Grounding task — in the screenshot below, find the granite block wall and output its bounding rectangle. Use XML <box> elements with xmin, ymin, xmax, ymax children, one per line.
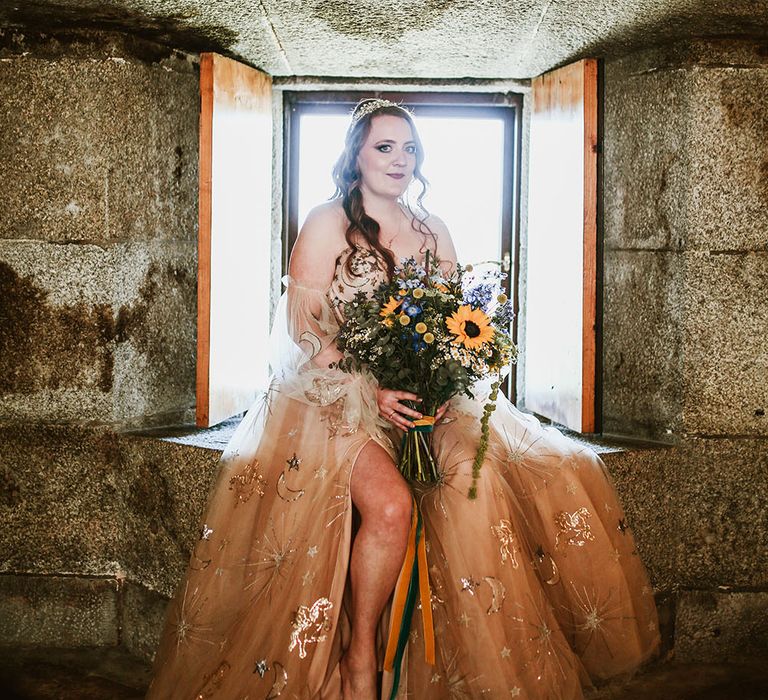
<box><xmin>603</xmin><ymin>38</ymin><xmax>768</xmax><ymax>443</ymax></box>
<box><xmin>0</xmin><ymin>29</ymin><xmax>199</xmax><ymax>429</ymax></box>
<box><xmin>602</xmin><ymin>38</ymin><xmax>768</xmax><ymax>664</ymax></box>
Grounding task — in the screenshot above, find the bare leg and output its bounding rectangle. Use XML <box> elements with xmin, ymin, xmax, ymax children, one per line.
<box><xmin>342</xmin><ymin>441</ymin><xmax>412</xmax><ymax>700</ymax></box>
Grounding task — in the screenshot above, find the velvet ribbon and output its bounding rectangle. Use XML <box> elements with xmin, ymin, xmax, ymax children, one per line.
<box><xmin>383</xmin><ymin>495</ymin><xmax>435</xmax><ymax>699</ymax></box>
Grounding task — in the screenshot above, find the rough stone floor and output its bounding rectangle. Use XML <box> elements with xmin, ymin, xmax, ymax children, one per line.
<box><xmin>1</xmin><ymin>648</ymin><xmax>767</xmax><ymax>699</ymax></box>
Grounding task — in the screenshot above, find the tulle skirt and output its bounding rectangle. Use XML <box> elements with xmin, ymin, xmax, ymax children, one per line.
<box><xmin>147</xmin><ymin>380</ymin><xmax>659</xmax><ymax>699</ymax></box>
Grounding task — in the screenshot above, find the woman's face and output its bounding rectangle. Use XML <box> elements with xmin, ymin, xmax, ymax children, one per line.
<box><xmin>356</xmin><ymin>114</ymin><xmax>417</xmax><ymax>200</ymax></box>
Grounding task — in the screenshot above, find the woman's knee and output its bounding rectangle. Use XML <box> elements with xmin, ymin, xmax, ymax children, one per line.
<box><xmin>377</xmin><ymin>492</ymin><xmax>412</xmax><ymax>534</ymax></box>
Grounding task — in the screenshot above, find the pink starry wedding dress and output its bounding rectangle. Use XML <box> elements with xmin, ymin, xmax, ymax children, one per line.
<box><xmin>147</xmin><ymin>247</ymin><xmax>660</xmax><ymax>699</ymax></box>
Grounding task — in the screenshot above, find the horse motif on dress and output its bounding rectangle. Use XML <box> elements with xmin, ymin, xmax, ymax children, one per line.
<box><xmin>289</xmin><ymin>597</ymin><xmax>334</xmax><ymax>659</ymax></box>
<box><xmin>554</xmin><ymin>507</ymin><xmax>596</xmax><ymax>549</ymax></box>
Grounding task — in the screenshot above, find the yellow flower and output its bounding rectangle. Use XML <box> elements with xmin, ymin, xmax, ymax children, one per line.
<box><xmin>415</xmin><ymin>322</ymin><xmax>427</xmax><ymax>334</ymax></box>
<box><xmin>497</xmin><ymin>293</ymin><xmax>508</xmax><ymax>304</ymax></box>
<box><xmin>446</xmin><ymin>305</ymin><xmax>493</xmax><ymax>349</ymax></box>
<box><xmin>380</xmin><ymin>296</ymin><xmax>402</xmax><ymax>318</ymax></box>
<box><xmin>412</xmin><ymin>287</ymin><xmax>425</xmax><ymax>299</ymax></box>
<box><xmin>399</xmin><ymin>314</ymin><xmax>411</xmax><ymax>326</ymax></box>
<box><xmin>398</xmin><ymin>289</ymin><xmax>408</xmax><ymax>297</ymax></box>
<box><xmin>423</xmin><ymin>332</ymin><xmax>435</xmax><ymax>344</ymax></box>
<box><xmin>434</xmin><ymin>282</ymin><xmax>449</xmax><ymax>293</ymax></box>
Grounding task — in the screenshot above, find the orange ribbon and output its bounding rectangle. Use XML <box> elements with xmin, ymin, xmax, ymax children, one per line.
<box><xmin>384</xmin><ymin>496</ymin><xmax>435</xmax><ymax>681</ymax></box>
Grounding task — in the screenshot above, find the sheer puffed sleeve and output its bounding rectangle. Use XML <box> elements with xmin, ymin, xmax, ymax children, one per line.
<box><xmin>268</xmin><ymin>276</ymin><xmax>390</xmax><ymax>447</ymax></box>
<box><xmin>270</xmin><ymin>275</ymin><xmax>342</xmax><ymax>375</ymax></box>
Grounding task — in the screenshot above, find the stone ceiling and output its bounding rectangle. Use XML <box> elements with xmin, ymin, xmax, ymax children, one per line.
<box><xmin>0</xmin><ymin>0</ymin><xmax>766</xmax><ymax>78</ymax></box>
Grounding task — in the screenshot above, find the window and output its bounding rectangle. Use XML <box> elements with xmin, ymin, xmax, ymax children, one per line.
<box><xmin>282</xmin><ymin>91</ymin><xmax>522</xmax><ymax>397</ymax></box>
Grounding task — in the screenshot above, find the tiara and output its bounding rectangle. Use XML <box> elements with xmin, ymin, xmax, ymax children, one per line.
<box><xmin>350</xmin><ymin>98</ymin><xmax>412</xmax><ymax>125</ymax></box>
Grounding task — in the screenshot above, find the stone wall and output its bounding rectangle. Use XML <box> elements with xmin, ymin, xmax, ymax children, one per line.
<box><xmin>602</xmin><ymin>38</ymin><xmax>768</xmax><ymax>442</ymax></box>
<box><xmin>1</xmin><ymin>28</ymin><xmax>767</xmax><ymax>673</ymax></box>
<box><xmin>0</xmin><ymin>29</ymin><xmax>199</xmax><ymax>428</ymax></box>
<box><xmin>602</xmin><ymin>38</ymin><xmax>768</xmax><ymax>663</ymax></box>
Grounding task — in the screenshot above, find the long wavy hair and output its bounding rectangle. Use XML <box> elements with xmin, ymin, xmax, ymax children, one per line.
<box><xmin>331</xmin><ymin>101</ymin><xmax>436</xmax><ymax>278</ymax></box>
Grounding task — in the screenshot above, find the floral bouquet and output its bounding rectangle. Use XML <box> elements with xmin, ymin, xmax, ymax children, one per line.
<box><xmin>335</xmin><ymin>252</ymin><xmax>517</xmax><ymax>498</ymax></box>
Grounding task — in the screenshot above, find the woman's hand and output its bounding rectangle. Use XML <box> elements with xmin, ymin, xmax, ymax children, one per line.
<box><xmin>434</xmin><ymin>401</ymin><xmax>449</xmax><ymax>424</ymax></box>
<box><xmin>377</xmin><ymin>388</ymin><xmax>422</xmax><ymax>432</ymax></box>
<box><xmin>377</xmin><ymin>390</ymin><xmax>451</xmax><ymax>432</ymax></box>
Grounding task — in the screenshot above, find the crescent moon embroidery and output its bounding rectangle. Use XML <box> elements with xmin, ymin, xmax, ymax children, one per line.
<box><xmin>533</xmin><ymin>544</ymin><xmax>561</xmax><ymax>585</ymax></box>
<box><xmin>544</xmin><ymin>555</ymin><xmax>561</xmax><ymax>585</ymax></box>
<box><xmin>277</xmin><ymin>471</ymin><xmax>305</xmax><ymax>502</ymax></box>
<box><xmin>189</xmin><ymin>555</ymin><xmax>211</xmax><ymax>570</ymax></box>
<box><xmin>483</xmin><ymin>576</ymin><xmax>506</xmax><ymax>614</ymax></box>
<box><xmin>189</xmin><ymin>541</ymin><xmax>211</xmax><ymax>570</ymax></box>
<box><xmin>299</xmin><ymin>330</ymin><xmax>322</xmax><ymax>359</ymax></box>
<box><xmin>266</xmin><ymin>661</ymin><xmax>288</xmax><ymax>698</ymax></box>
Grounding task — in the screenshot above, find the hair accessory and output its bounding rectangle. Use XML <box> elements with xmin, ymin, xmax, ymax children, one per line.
<box><xmin>350</xmin><ymin>98</ymin><xmax>411</xmax><ymax>125</ymax></box>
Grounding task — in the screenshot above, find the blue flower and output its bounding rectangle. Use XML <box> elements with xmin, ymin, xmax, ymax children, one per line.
<box><xmin>405</xmin><ymin>304</ymin><xmax>422</xmax><ymax>317</ymax></box>
<box><xmin>463</xmin><ymin>283</ymin><xmax>495</xmax><ymax>311</ymax></box>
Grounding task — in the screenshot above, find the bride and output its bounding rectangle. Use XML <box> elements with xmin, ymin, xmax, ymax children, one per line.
<box><xmin>147</xmin><ymin>98</ymin><xmax>659</xmax><ymax>699</ymax></box>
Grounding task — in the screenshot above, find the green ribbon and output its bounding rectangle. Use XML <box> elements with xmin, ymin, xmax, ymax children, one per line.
<box><xmin>388</xmin><ymin>510</ymin><xmax>423</xmax><ymax>700</ymax></box>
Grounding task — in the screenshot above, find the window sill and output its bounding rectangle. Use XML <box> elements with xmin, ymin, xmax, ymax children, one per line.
<box><xmin>122</xmin><ymin>416</ymin><xmax>672</xmax><ymax>458</ymax></box>
<box><xmin>121</xmin><ymin>416</ymin><xmax>242</xmax><ymax>452</ymax></box>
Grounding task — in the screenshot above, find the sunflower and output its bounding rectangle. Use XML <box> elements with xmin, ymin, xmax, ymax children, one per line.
<box><xmin>446</xmin><ymin>305</ymin><xmax>493</xmax><ymax>349</ymax></box>
<box><xmin>380</xmin><ymin>296</ymin><xmax>402</xmax><ymax>318</ymax></box>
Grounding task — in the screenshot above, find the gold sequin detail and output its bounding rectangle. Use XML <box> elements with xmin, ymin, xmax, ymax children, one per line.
<box><xmin>289</xmin><ymin>598</ymin><xmax>333</xmax><ymax>658</ymax></box>
<box><xmin>491</xmin><ymin>519</ymin><xmax>519</xmax><ymax>568</ymax></box>
<box><xmin>195</xmin><ymin>660</ymin><xmax>230</xmax><ymax>698</ymax></box>
<box><xmin>305</xmin><ymin>377</ymin><xmax>344</xmax><ymax>406</ymax></box>
<box><xmin>554</xmin><ymin>507</ymin><xmax>596</xmax><ymax>548</ymax></box>
<box><xmin>228</xmin><ymin>460</ymin><xmax>266</xmax><ymax>505</ymax></box>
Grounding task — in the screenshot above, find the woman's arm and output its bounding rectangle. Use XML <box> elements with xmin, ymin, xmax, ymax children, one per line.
<box><xmin>289</xmin><ymin>203</ymin><xmax>346</xmax><ymax>290</ymax></box>
<box><xmin>286</xmin><ymin>203</ymin><xmax>347</xmax><ymax>368</ymax></box>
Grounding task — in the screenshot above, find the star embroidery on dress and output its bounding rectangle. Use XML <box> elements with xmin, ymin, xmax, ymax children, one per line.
<box><xmin>604</xmin><ymin>502</ymin><xmax>613</xmax><ymax>513</ymax></box>
<box><xmin>565</xmin><ymin>482</ymin><xmax>578</xmax><ymax>495</ymax></box>
<box><xmin>510</xmin><ymin>688</ymin><xmax>521</xmax><ymax>697</ymax></box>
<box><xmin>458</xmin><ymin>611</ymin><xmax>471</xmax><ymax>627</ymax></box>
<box><xmin>254</xmin><ymin>659</ymin><xmax>269</xmax><ymax>677</ymax></box>
<box><xmin>307</xmin><ymin>545</ymin><xmax>319</xmax><ymax>558</ymax></box>
<box><xmin>648</xmin><ymin>620</ymin><xmax>657</xmax><ymax>632</ymax></box>
<box><xmin>301</xmin><ymin>570</ymin><xmax>315</xmax><ymax>587</ymax></box>
<box><xmin>287</xmin><ymin>427</ymin><xmax>298</xmax><ymax>437</ymax></box>
<box><xmin>314</xmin><ymin>466</ymin><xmax>328</xmax><ymax>480</ymax></box>
<box><xmin>460</xmin><ymin>576</ymin><xmax>481</xmax><ymax>595</ymax></box>
<box><xmin>500</xmin><ymin>646</ymin><xmax>511</xmax><ymax>659</ymax></box>
<box><xmin>286</xmin><ymin>453</ymin><xmax>301</xmax><ymax>471</ymax></box>
<box><xmin>642</xmin><ymin>585</ymin><xmax>652</xmax><ymax>596</ymax></box>
<box><xmin>410</xmin><ymin>629</ymin><xmax>418</xmax><ymax>643</ymax></box>
<box><xmin>610</xmin><ymin>548</ymin><xmax>622</xmax><ymax>563</ymax></box>
<box><xmin>200</xmin><ymin>524</ymin><xmax>214</xmax><ymax>540</ymax></box>
<box><xmin>618</xmin><ymin>518</ymin><xmax>629</xmax><ymax>534</ymax></box>
<box><xmin>430</xmin><ymin>673</ymin><xmax>441</xmax><ymax>684</ymax></box>
<box><xmin>214</xmin><ymin>566</ymin><xmax>224</xmax><ymax>577</ymax></box>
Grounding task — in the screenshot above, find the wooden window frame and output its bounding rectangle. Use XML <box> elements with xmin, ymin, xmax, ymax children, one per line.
<box><xmin>281</xmin><ymin>90</ymin><xmax>523</xmax><ymax>399</ymax></box>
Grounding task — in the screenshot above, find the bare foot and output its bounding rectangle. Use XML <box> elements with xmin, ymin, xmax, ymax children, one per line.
<box><xmin>340</xmin><ymin>647</ymin><xmax>378</xmax><ymax>700</ymax></box>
